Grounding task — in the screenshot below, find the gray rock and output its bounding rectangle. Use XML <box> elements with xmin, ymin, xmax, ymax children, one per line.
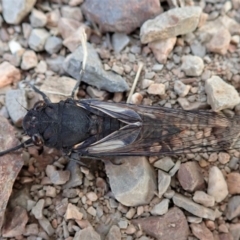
<box><xmin>174</xmin><ymin>80</ymin><xmax>191</xmax><ymax>97</ymax></box>
<box><xmin>73</xmin><ymin>227</ymin><xmax>101</xmax><ymax>240</ymax></box>
<box><xmin>106</xmin><ymin>225</ymin><xmax>121</xmax><ymax>240</ymax></box>
<box><xmin>45</xmin><ymin>36</ymin><xmax>63</xmax><ymax>54</ymax></box>
<box><xmin>158</xmin><ymin>170</ymin><xmax>171</xmax><ymax>198</ymax></box>
<box><xmin>105</xmin><ymin>156</ymin><xmax>157</xmax><ymax>207</ymax></box>
<box><xmin>226</xmin><ymin>196</ymin><xmax>240</xmax><ymax>220</ymax></box>
<box><xmin>2</xmin><ymin>0</ymin><xmax>37</xmax><ymax>24</ymax></box>
<box><xmin>181</xmin><ymin>55</ymin><xmax>204</xmax><ymax>77</ymax></box>
<box><xmin>193</xmin><ymin>191</ymin><xmax>215</xmax><ymax>207</ymax></box>
<box><xmin>28</xmin><ymin>28</ymin><xmax>50</xmax><ymax>52</ymax></box>
<box><xmin>205</xmin><ymin>75</ymin><xmax>240</xmax><ymax>111</ymax></box>
<box><xmin>21</xmin><ymin>50</ymin><xmax>38</xmax><ymax>70</ymax></box>
<box><xmin>31</xmin><ymin>199</ymin><xmax>45</xmax><ymax>219</ymax></box>
<box><xmin>140</xmin><ymin>6</ymin><xmax>202</xmax><ymax>43</ymax></box>
<box><xmin>150</xmin><ymin>199</ymin><xmax>170</xmax><ymax>215</ymax></box>
<box><xmin>112</xmin><ymin>33</ymin><xmax>130</xmax><ymax>53</ymax></box>
<box><xmin>173</xmin><ymin>193</ymin><xmax>216</xmax><ymax>220</ymax></box>
<box><xmin>29</xmin><ymin>8</ymin><xmax>47</xmax><ymax>27</ymax></box>
<box><xmin>5</xmin><ymin>89</ymin><xmax>27</xmax><ymax>127</ymax></box>
<box><xmin>207</xmin><ymin>166</ymin><xmax>228</xmax><ymax>203</ymax></box>
<box><xmin>63</xmin><ymin>44</ymin><xmax>129</xmax><ymax>93</ymax></box>
<box><xmin>63</xmin><ymin>160</ymin><xmax>83</xmax><ymax>189</ymax></box>
<box><xmin>190</xmin><ymin>41</ymin><xmax>206</xmax><ymax>57</ymax></box>
<box><xmin>46</xmin><ymin>56</ymin><xmax>65</xmax><ymax>74</ymax></box>
<box><xmin>46</xmin><ymin>165</ymin><xmax>70</xmax><ymax>185</ymax></box>
<box><xmin>154</xmin><ymin>157</ymin><xmax>174</xmax><ymax>172</ymax></box>
<box><xmin>38</xmin><ymin>217</ymin><xmax>54</xmax><ymax>236</ymax></box>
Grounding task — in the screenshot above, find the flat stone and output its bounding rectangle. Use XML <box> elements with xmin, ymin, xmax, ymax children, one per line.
<box><xmin>46</xmin><ymin>9</ymin><xmax>61</xmax><ymax>29</ymax></box>
<box><xmin>106</xmin><ymin>225</ymin><xmax>121</xmax><ymax>240</ymax></box>
<box><xmin>39</xmin><ymin>76</ymin><xmax>77</xmax><ymax>103</ymax></box>
<box><xmin>31</xmin><ymin>199</ymin><xmax>45</xmax><ymax>219</ymax></box>
<box><xmin>226</xmin><ymin>196</ymin><xmax>240</xmax><ymax>220</ymax></box>
<box><xmin>112</xmin><ymin>33</ymin><xmax>130</xmax><ymax>53</ymax></box>
<box><xmin>63</xmin><ymin>44</ymin><xmax>129</xmax><ymax>93</ymax></box>
<box><xmin>147</xmin><ymin>83</ymin><xmax>165</xmax><ymax>95</ymax></box>
<box><xmin>28</xmin><ymin>28</ymin><xmax>50</xmax><ymax>52</ymax></box>
<box><xmin>193</xmin><ymin>191</ymin><xmax>215</xmax><ymax>207</ymax></box>
<box><xmin>2</xmin><ymin>206</ymin><xmax>28</xmax><ymax>238</ymax></box>
<box><xmin>5</xmin><ymin>89</ymin><xmax>28</xmax><ymax>127</ymax></box>
<box><xmin>132</xmin><ymin>207</ymin><xmax>189</xmax><ymax>240</ymax></box>
<box><xmin>177</xmin><ymin>161</ymin><xmax>205</xmax><ymax>192</ymax></box>
<box><xmin>73</xmin><ymin>227</ymin><xmax>101</xmax><ymax>240</ymax></box>
<box><xmin>190</xmin><ymin>222</ymin><xmax>214</xmax><ymax>240</ymax></box>
<box><xmin>150</xmin><ymin>199</ymin><xmax>170</xmax><ymax>215</ymax></box>
<box><xmin>227</xmin><ymin>172</ymin><xmax>240</xmax><ymax>194</ymax></box>
<box><xmin>46</xmin><ymin>165</ymin><xmax>70</xmax><ymax>185</ymax></box>
<box><xmin>21</xmin><ymin>50</ymin><xmax>38</xmax><ymax>70</ymax></box>
<box><xmin>38</xmin><ymin>217</ymin><xmax>54</xmax><ymax>236</ymax></box>
<box><xmin>0</xmin><ymin>61</ymin><xmax>21</xmax><ymax>88</ymax></box>
<box><xmin>205</xmin><ymin>76</ymin><xmax>240</xmax><ymax>111</ymax></box>
<box><xmin>82</xmin><ymin>0</ymin><xmax>161</xmax><ymax>34</ymax></box>
<box><xmin>158</xmin><ymin>170</ymin><xmax>171</xmax><ymax>197</ymax></box>
<box><xmin>44</xmin><ymin>186</ymin><xmax>57</xmax><ymax>198</ymax></box>
<box><xmin>149</xmin><ymin>38</ymin><xmax>177</xmax><ymax>64</ymax></box>
<box><xmin>207</xmin><ymin>166</ymin><xmax>228</xmax><ymax>203</ymax></box>
<box><xmin>2</xmin><ymin>0</ymin><xmax>36</xmax><ymax>24</ymax></box>
<box><xmin>45</xmin><ymin>36</ymin><xmax>62</xmax><ymax>54</ymax></box>
<box><xmin>173</xmin><ymin>193</ymin><xmax>215</xmax><ymax>220</ymax></box>
<box><xmin>140</xmin><ymin>6</ymin><xmax>202</xmax><ymax>43</ymax></box>
<box><xmin>105</xmin><ymin>156</ymin><xmax>157</xmax><ymax>206</ymax></box>
<box><xmin>30</xmin><ymin>8</ymin><xmax>47</xmax><ymax>27</ymax></box>
<box><xmin>65</xmin><ymin>203</ymin><xmax>83</xmax><ymax>220</ymax></box>
<box><xmin>181</xmin><ymin>55</ymin><xmax>204</xmax><ymax>77</ymax></box>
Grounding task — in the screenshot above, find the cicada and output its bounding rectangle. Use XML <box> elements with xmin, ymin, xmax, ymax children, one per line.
<box><xmin>1</xmin><ymin>83</ymin><xmax>240</xmax><ymax>158</ymax></box>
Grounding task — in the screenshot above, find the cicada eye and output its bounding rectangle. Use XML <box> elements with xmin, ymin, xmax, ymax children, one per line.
<box><xmin>32</xmin><ymin>134</ymin><xmax>44</xmax><ymax>146</ymax></box>
<box><xmin>33</xmin><ymin>101</ymin><xmax>46</xmax><ymax>110</ymax></box>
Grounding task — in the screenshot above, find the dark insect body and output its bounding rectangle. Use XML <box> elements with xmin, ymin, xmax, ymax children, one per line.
<box><xmin>1</xmin><ymin>85</ymin><xmax>240</xmax><ymax>158</ymax></box>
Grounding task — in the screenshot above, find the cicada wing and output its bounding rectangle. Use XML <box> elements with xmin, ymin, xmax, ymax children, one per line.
<box><xmin>76</xmin><ymin>100</ymin><xmax>240</xmax><ymax>156</ymax></box>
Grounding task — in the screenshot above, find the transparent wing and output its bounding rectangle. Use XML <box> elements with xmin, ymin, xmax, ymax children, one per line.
<box><xmin>75</xmin><ymin>101</ymin><xmax>240</xmax><ymax>156</ymax></box>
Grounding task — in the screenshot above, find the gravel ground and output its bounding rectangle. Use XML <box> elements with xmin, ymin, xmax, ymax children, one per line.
<box><xmin>0</xmin><ymin>0</ymin><xmax>240</xmax><ymax>239</ymax></box>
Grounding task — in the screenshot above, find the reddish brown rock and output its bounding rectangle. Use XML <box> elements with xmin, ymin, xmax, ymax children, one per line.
<box><xmin>58</xmin><ymin>17</ymin><xmax>81</xmax><ymax>39</ymax></box>
<box><xmin>190</xmin><ymin>222</ymin><xmax>214</xmax><ymax>240</ymax></box>
<box><xmin>132</xmin><ymin>207</ymin><xmax>189</xmax><ymax>240</ymax></box>
<box><xmin>0</xmin><ymin>116</ymin><xmax>23</xmax><ymax>230</ymax></box>
<box><xmin>2</xmin><ymin>206</ymin><xmax>28</xmax><ymax>237</ymax></box>
<box><xmin>227</xmin><ymin>172</ymin><xmax>240</xmax><ymax>194</ymax></box>
<box><xmin>82</xmin><ymin>0</ymin><xmax>161</xmax><ymax>34</ymax></box>
<box><xmin>0</xmin><ymin>61</ymin><xmax>21</xmax><ymax>88</ymax></box>
<box><xmin>219</xmin><ymin>233</ymin><xmax>234</xmax><ymax>240</ymax></box>
<box><xmin>206</xmin><ymin>28</ymin><xmax>231</xmax><ymax>55</ymax></box>
<box><xmin>149</xmin><ymin>37</ymin><xmax>177</xmax><ymax>64</ymax></box>
<box><xmin>177</xmin><ymin>161</ymin><xmax>205</xmax><ymax>192</ymax></box>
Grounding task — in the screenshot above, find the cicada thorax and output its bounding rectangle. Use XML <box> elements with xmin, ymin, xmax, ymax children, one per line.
<box><xmin>22</xmin><ymin>99</ymin><xmax>124</xmax><ymax>153</ymax></box>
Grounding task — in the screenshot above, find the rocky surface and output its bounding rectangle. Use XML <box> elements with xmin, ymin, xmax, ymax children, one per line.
<box><xmin>0</xmin><ymin>0</ymin><xmax>240</xmax><ymax>239</ymax></box>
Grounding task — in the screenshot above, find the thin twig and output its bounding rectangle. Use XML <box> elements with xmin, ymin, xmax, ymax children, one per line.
<box><xmin>126</xmin><ymin>62</ymin><xmax>144</xmax><ymax>104</ymax></box>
